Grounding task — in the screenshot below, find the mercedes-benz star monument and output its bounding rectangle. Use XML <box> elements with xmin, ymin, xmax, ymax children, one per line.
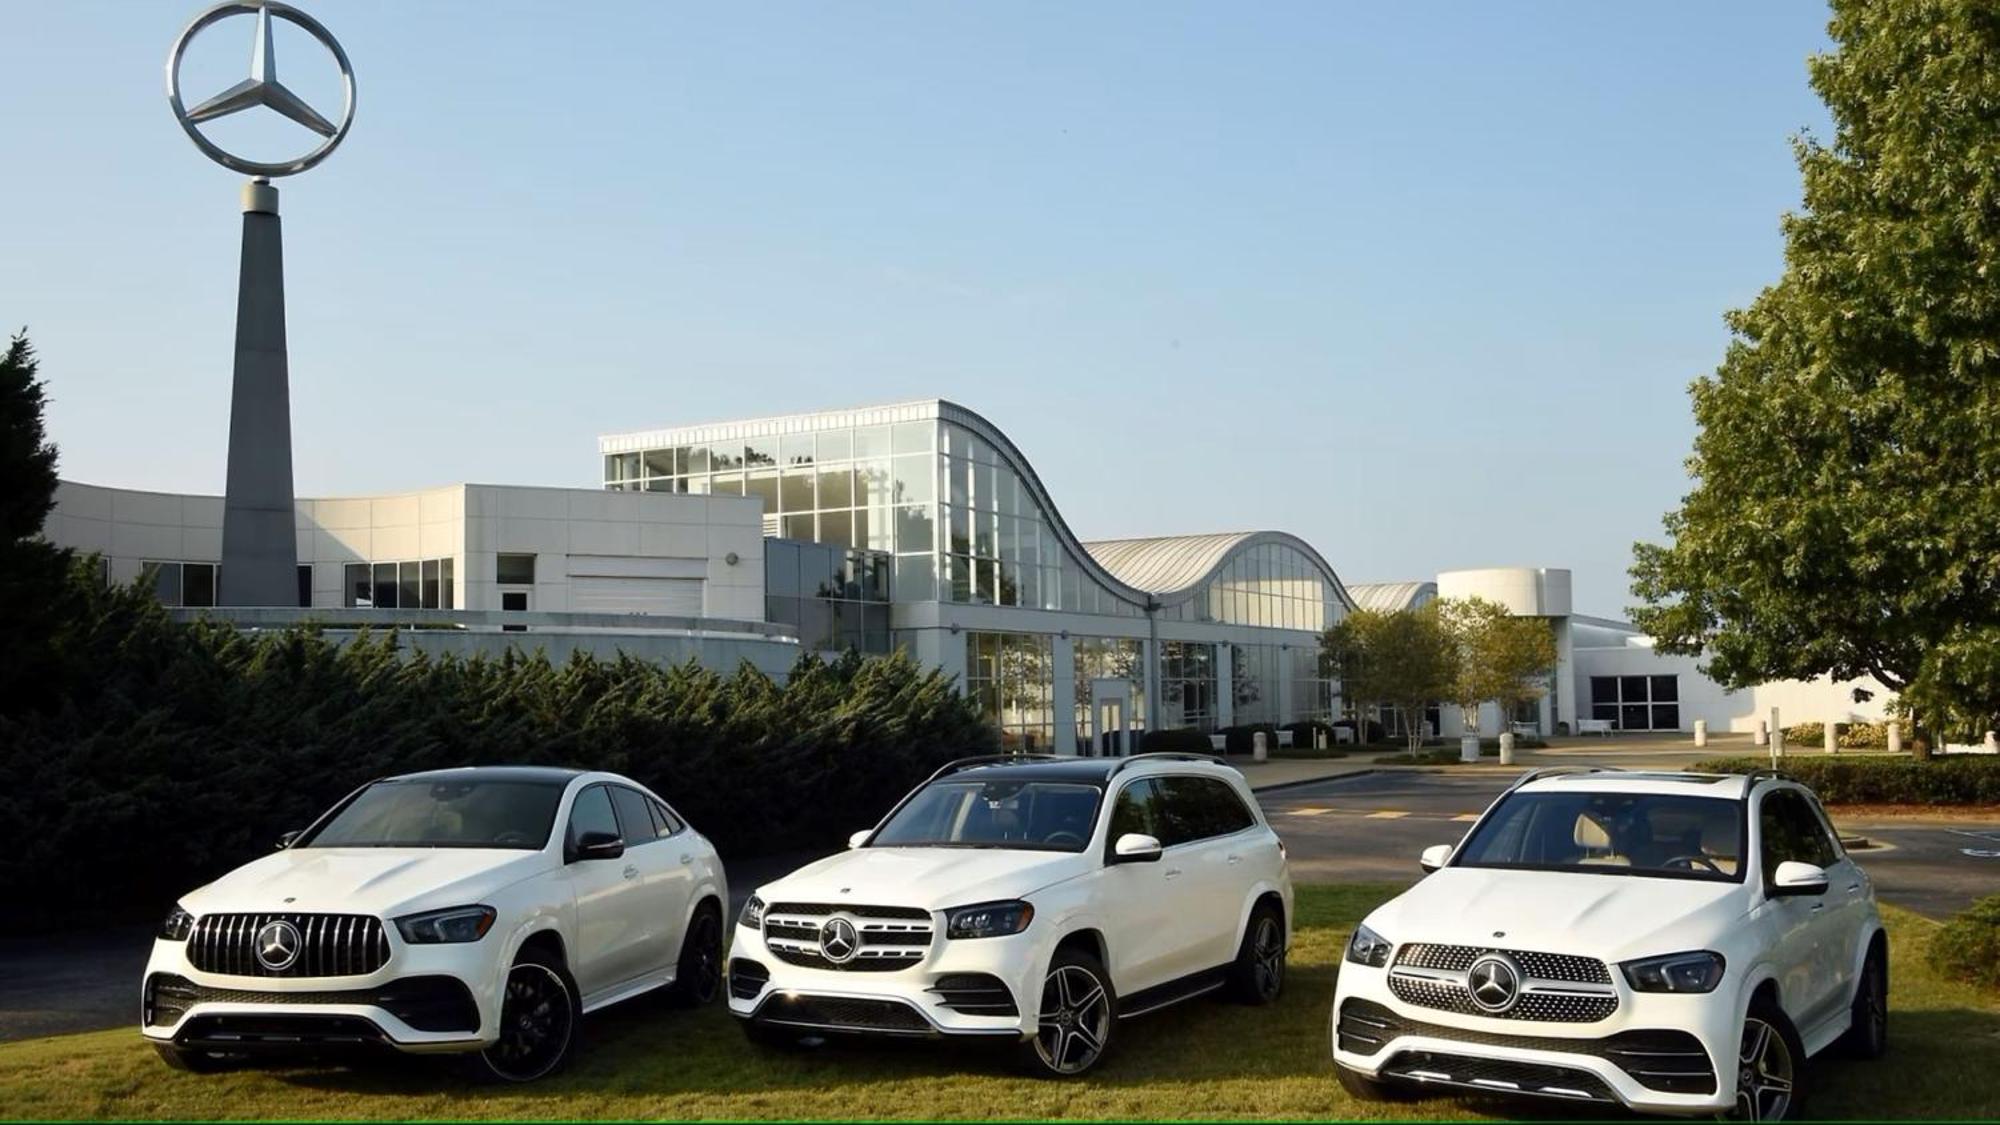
<box><xmin>166</xmin><ymin>0</ymin><xmax>354</xmax><ymax>606</ymax></box>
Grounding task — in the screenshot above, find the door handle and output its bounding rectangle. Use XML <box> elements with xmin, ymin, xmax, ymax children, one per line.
<box><xmin>680</xmin><ymin>854</ymin><xmax>694</xmax><ymax>865</ymax></box>
<box><xmin>1847</xmin><ymin>883</ymin><xmax>1863</xmax><ymax>894</ymax></box>
<box><xmin>1164</xmin><ymin>868</ymin><xmax>1184</xmax><ymax>880</ymax></box>
<box><xmin>1226</xmin><ymin>855</ymin><xmax>1243</xmax><ymax>865</ymax></box>
<box><xmin>622</xmin><ymin>864</ymin><xmax>640</xmax><ymax>880</ymax></box>
<box><xmin>1809</xmin><ymin>903</ymin><xmax>1825</xmax><ymax>913</ymax></box>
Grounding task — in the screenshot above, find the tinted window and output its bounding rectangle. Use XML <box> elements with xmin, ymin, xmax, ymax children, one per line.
<box><xmin>301</xmin><ymin>778</ymin><xmax>563</xmax><ymax>850</ymax></box>
<box><xmin>1456</xmin><ymin>791</ymin><xmax>1743</xmax><ymax>881</ymax></box>
<box><xmin>650</xmin><ymin>798</ymin><xmax>685</xmax><ymax>836</ymax></box>
<box><xmin>871</xmin><ymin>779</ymin><xmax>1101</xmax><ymax>851</ymax></box>
<box><xmin>1108</xmin><ymin>779</ymin><xmax>1159</xmax><ymax>840</ymax></box>
<box><xmin>1759</xmin><ymin>790</ymin><xmax>1837</xmax><ymax>884</ymax></box>
<box><xmin>1156</xmin><ymin>777</ymin><xmax>1256</xmax><ymax>844</ymax></box>
<box><xmin>568</xmin><ymin>785</ymin><xmax>620</xmax><ymax>845</ymax></box>
<box><xmin>610</xmin><ymin>786</ymin><xmax>659</xmax><ymax>845</ymax></box>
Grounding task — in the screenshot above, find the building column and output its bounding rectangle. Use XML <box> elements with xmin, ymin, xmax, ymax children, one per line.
<box><xmin>1214</xmin><ymin>642</ymin><xmax>1234</xmax><ymax>729</ymax></box>
<box><xmin>1052</xmin><ymin>634</ymin><xmax>1078</xmax><ymax>755</ymax></box>
<box><xmin>1276</xmin><ymin>646</ymin><xmax>1295</xmax><ymax>725</ymax></box>
<box><xmin>1141</xmin><ymin>635</ymin><xmax>1160</xmax><ymax>736</ymax></box>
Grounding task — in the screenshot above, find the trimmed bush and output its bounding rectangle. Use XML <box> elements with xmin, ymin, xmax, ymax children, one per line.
<box><xmin>1929</xmin><ymin>894</ymin><xmax>2000</xmax><ymax>992</ymax></box>
<box><xmin>1332</xmin><ymin>717</ymin><xmax>1388</xmax><ymax>745</ymax></box>
<box><xmin>1691</xmin><ymin>755</ymin><xmax>2000</xmax><ymax>804</ymax></box>
<box><xmin>1281</xmin><ymin>719</ymin><xmax>1338</xmax><ymax>749</ymax></box>
<box><xmin>1782</xmin><ymin>721</ymin><xmax>1900</xmax><ymax>749</ymax></box>
<box><xmin>0</xmin><ymin>580</ymin><xmax>997</xmax><ymax>934</ymax></box>
<box><xmin>1142</xmin><ymin>727</ymin><xmax>1218</xmax><ymax>754</ymax></box>
<box><xmin>1216</xmin><ymin>723</ymin><xmax>1282</xmax><ymax>755</ymax></box>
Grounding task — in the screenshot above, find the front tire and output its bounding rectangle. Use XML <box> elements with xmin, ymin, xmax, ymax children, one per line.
<box><xmin>667</xmin><ymin>904</ymin><xmax>723</xmax><ymax>1007</ymax></box>
<box><xmin>1728</xmin><ymin>996</ymin><xmax>1808</xmax><ymax>1121</ymax></box>
<box><xmin>1835</xmin><ymin>943</ymin><xmax>1888</xmax><ymax>1059</ymax></box>
<box><xmin>1228</xmin><ymin>904</ymin><xmax>1286</xmax><ymax>1004</ymax></box>
<box><xmin>1021</xmin><ymin>948</ymin><xmax>1116</xmax><ymax>1078</ymax></box>
<box><xmin>472</xmin><ymin>948</ymin><xmax>579</xmax><ymax>1084</ymax></box>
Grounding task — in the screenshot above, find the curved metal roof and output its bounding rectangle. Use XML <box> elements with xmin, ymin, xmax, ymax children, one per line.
<box><xmin>1345</xmin><ymin>580</ymin><xmax>1437</xmax><ymax>613</ymax></box>
<box><xmin>1083</xmin><ymin>533</ymin><xmax>1257</xmax><ymax>595</ymax></box>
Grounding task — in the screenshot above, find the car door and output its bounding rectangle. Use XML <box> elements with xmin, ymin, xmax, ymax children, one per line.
<box><xmin>1154</xmin><ymin>775</ymin><xmax>1256</xmax><ymax>972</ymax></box>
<box><xmin>1097</xmin><ymin>778</ymin><xmax>1195</xmax><ymax>995</ymax></box>
<box><xmin>609</xmin><ymin>784</ymin><xmax>693</xmax><ymax>978</ymax></box>
<box><xmin>1755</xmin><ymin>789</ymin><xmax>1843</xmax><ymax>1025</ymax></box>
<box><xmin>564</xmin><ymin>783</ymin><xmax>649</xmax><ymax>998</ymax></box>
<box><xmin>1799</xmin><ymin>790</ymin><xmax>1868</xmax><ymax>1012</ymax></box>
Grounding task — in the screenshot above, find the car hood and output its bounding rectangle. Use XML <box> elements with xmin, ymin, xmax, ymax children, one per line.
<box><xmin>756</xmin><ymin>846</ymin><xmax>1088</xmax><ymax>910</ymax></box>
<box><xmin>181</xmin><ymin>847</ymin><xmax>550</xmax><ymax>918</ymax></box>
<box><xmin>1367</xmin><ymin>867</ymin><xmax>1748</xmax><ymax>962</ymax></box>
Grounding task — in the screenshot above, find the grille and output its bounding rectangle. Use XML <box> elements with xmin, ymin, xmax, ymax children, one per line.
<box><xmin>143</xmin><ymin>973</ymin><xmax>478</xmax><ymax>1033</ymax></box>
<box><xmin>1382</xmin><ymin>1049</ymin><xmax>1615</xmax><ymax>1103</ymax></box>
<box><xmin>187</xmin><ymin>913</ymin><xmax>390</xmax><ymax>978</ymax></box>
<box><xmin>763</xmin><ymin>903</ymin><xmax>934</xmax><ymax>972</ymax></box>
<box><xmin>756</xmin><ymin>994</ymin><xmax>932</xmax><ymax>1034</ymax></box>
<box><xmin>729</xmin><ymin>958</ymin><xmax>770</xmax><ymax>1001</ymax></box>
<box><xmin>927</xmin><ymin>973</ymin><xmax>1018</xmax><ymax>1017</ymax></box>
<box><xmin>1336</xmin><ymin>999</ymin><xmax>1715</xmax><ymax>1095</ymax></box>
<box><xmin>1396</xmin><ymin>943</ymin><xmax>1611</xmax><ymax>984</ymax></box>
<box><xmin>1387</xmin><ymin>975</ymin><xmax>1617</xmax><ymax>1022</ymax></box>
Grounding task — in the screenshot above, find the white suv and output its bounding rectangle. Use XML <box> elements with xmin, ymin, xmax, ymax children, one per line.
<box><xmin>728</xmin><ymin>753</ymin><xmax>1293</xmax><ymax>1077</ymax></box>
<box><xmin>141</xmin><ymin>766</ymin><xmax>727</xmax><ymax>1082</ymax></box>
<box><xmin>1331</xmin><ymin>768</ymin><xmax>1887</xmax><ymax>1121</ymax></box>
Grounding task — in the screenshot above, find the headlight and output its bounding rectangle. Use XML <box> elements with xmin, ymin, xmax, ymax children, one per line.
<box><xmin>1345</xmin><ymin>923</ymin><xmax>1392</xmax><ymax>967</ymax></box>
<box><xmin>739</xmin><ymin>894</ymin><xmax>766</xmax><ymax>930</ymax></box>
<box><xmin>945</xmin><ymin>900</ymin><xmax>1034</xmax><ymax>940</ymax></box>
<box><xmin>394</xmin><ymin>905</ymin><xmax>495</xmax><ymax>944</ymax></box>
<box><xmin>158</xmin><ymin>906</ymin><xmax>195</xmax><ymax>942</ymax></box>
<box><xmin>1621</xmin><ymin>950</ymin><xmax>1726</xmax><ymax>993</ymax></box>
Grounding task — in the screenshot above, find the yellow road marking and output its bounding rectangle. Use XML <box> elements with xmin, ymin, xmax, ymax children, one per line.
<box><xmin>1287</xmin><ymin>808</ymin><xmax>1331</xmax><ymax>817</ymax></box>
<box><xmin>1366</xmin><ymin>811</ymin><xmax>1409</xmax><ymax>819</ymax></box>
<box><xmin>1452</xmin><ymin>814</ymin><xmax>1480</xmax><ymax>822</ymax></box>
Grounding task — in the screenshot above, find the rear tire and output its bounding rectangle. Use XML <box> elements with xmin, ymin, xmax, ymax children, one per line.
<box><xmin>1334</xmin><ymin>1061</ymin><xmax>1403</xmax><ymax>1101</ymax></box>
<box><xmin>470</xmin><ymin>947</ymin><xmax>579</xmax><ymax>1084</ymax></box>
<box><xmin>1228</xmin><ymin>904</ymin><xmax>1286</xmax><ymax>1004</ymax></box>
<box><xmin>1727</xmin><ymin>995</ymin><xmax>1808</xmax><ymax>1121</ymax></box>
<box><xmin>667</xmin><ymin>904</ymin><xmax>724</xmax><ymax>1007</ymax></box>
<box><xmin>1019</xmin><ymin>947</ymin><xmax>1116</xmax><ymax>1078</ymax></box>
<box><xmin>151</xmin><ymin>1042</ymin><xmax>240</xmax><ymax>1073</ymax></box>
<box><xmin>1835</xmin><ymin>943</ymin><xmax>1888</xmax><ymax>1059</ymax></box>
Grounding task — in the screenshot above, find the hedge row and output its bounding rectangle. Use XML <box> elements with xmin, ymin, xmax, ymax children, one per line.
<box><xmin>1691</xmin><ymin>755</ymin><xmax>2000</xmax><ymax>804</ymax></box>
<box><xmin>0</xmin><ymin>580</ymin><xmax>997</xmax><ymax>934</ymax></box>
<box><xmin>1929</xmin><ymin>894</ymin><xmax>2000</xmax><ymax>992</ymax></box>
<box><xmin>1780</xmin><ymin>721</ymin><xmax>1901</xmax><ymax>749</ymax></box>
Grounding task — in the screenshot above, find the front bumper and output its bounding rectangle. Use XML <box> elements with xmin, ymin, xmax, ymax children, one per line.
<box><xmin>140</xmin><ymin>932</ymin><xmax>507</xmax><ymax>1054</ymax></box>
<box><xmin>1332</xmin><ymin>965</ymin><xmax>1737</xmax><ymax>1115</ymax></box>
<box><xmin>726</xmin><ymin>921</ymin><xmax>1037</xmax><ymax>1040</ymax></box>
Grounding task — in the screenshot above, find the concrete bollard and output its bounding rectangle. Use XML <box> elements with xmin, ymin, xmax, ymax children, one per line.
<box><xmin>1826</xmin><ymin>723</ymin><xmax>1839</xmax><ymax>754</ymax></box>
<box><xmin>1887</xmin><ymin>721</ymin><xmax>1902</xmax><ymax>754</ymax></box>
<box><xmin>1460</xmin><ymin>734</ymin><xmax>1482</xmax><ymax>764</ymax></box>
<box><xmin>1693</xmin><ymin>720</ymin><xmax>1708</xmax><ymax>748</ymax></box>
<box><xmin>1253</xmin><ymin>731</ymin><xmax>1268</xmax><ymax>763</ymax></box>
<box><xmin>1987</xmin><ymin>731</ymin><xmax>1999</xmax><ymax>754</ymax></box>
<box><xmin>1498</xmin><ymin>731</ymin><xmax>1515</xmax><ymax>766</ymax></box>
<box><xmin>1772</xmin><ymin>726</ymin><xmax>1786</xmax><ymax>759</ymax></box>
<box><xmin>1754</xmin><ymin>720</ymin><xmax>1768</xmax><ymax>746</ymax></box>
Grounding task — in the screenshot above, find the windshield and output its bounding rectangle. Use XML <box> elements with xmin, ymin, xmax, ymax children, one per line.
<box><xmin>299</xmin><ymin>778</ymin><xmax>565</xmax><ymax>850</ymax></box>
<box><xmin>1454</xmin><ymin>791</ymin><xmax>1744</xmax><ymax>882</ymax></box>
<box><xmin>870</xmin><ymin>780</ymin><xmax>1101</xmax><ymax>852</ymax></box>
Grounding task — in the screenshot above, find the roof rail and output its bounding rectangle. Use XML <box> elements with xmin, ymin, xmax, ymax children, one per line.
<box><xmin>922</xmin><ymin>753</ymin><xmax>1065</xmax><ymax>784</ymax></box>
<box><xmin>1735</xmin><ymin>767</ymin><xmax>1796</xmax><ymax>786</ymax></box>
<box><xmin>1108</xmin><ymin>751</ymin><xmax>1229</xmax><ymax>778</ymax></box>
<box><xmin>1504</xmin><ymin>765</ymin><xmax>1623</xmax><ymax>793</ymax></box>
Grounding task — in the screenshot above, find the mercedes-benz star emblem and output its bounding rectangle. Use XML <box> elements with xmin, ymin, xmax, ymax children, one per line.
<box><xmin>818</xmin><ymin>917</ymin><xmax>860</xmax><ymax>965</ymax></box>
<box><xmin>254</xmin><ymin>919</ymin><xmax>303</xmax><ymax>971</ymax></box>
<box><xmin>166</xmin><ymin>0</ymin><xmax>356</xmax><ymax>178</ymax></box>
<box><xmin>1466</xmin><ymin>952</ymin><xmax>1522</xmax><ymax>1014</ymax></box>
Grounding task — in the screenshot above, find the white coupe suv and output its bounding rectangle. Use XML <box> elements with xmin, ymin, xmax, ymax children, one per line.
<box><xmin>1331</xmin><ymin>767</ymin><xmax>1887</xmax><ymax>1121</ymax></box>
<box><xmin>142</xmin><ymin>766</ymin><xmax>727</xmax><ymax>1082</ymax></box>
<box><xmin>728</xmin><ymin>752</ymin><xmax>1293</xmax><ymax>1077</ymax></box>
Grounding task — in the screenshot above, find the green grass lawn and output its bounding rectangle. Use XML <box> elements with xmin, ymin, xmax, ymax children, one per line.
<box><xmin>0</xmin><ymin>885</ymin><xmax>1992</xmax><ymax>1120</ymax></box>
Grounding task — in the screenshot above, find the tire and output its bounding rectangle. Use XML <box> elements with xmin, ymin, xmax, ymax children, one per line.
<box><xmin>667</xmin><ymin>903</ymin><xmax>724</xmax><ymax>1007</ymax></box>
<box><xmin>471</xmin><ymin>947</ymin><xmax>580</xmax><ymax>1084</ymax></box>
<box><xmin>151</xmin><ymin>1041</ymin><xmax>241</xmax><ymax>1073</ymax></box>
<box><xmin>1728</xmin><ymin>995</ymin><xmax>1809</xmax><ymax>1121</ymax></box>
<box><xmin>1227</xmin><ymin>904</ymin><xmax>1286</xmax><ymax>1005</ymax></box>
<box><xmin>1835</xmin><ymin>943</ymin><xmax>1888</xmax><ymax>1059</ymax></box>
<box><xmin>1020</xmin><ymin>947</ymin><xmax>1117</xmax><ymax>1078</ymax></box>
<box><xmin>1334</xmin><ymin>1061</ymin><xmax>1404</xmax><ymax>1102</ymax></box>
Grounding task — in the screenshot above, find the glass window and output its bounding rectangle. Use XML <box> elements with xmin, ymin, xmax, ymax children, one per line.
<box><xmin>567</xmin><ymin>785</ymin><xmax>621</xmax><ymax>846</ymax></box>
<box><xmin>1621</xmin><ymin>704</ymin><xmax>1649</xmax><ymax>731</ymax></box>
<box><xmin>399</xmin><ymin>561</ymin><xmax>420</xmax><ymax>610</ymax></box>
<box><xmin>782</xmin><ymin>512</ymin><xmax>815</xmax><ymax>540</ymax></box>
<box><xmin>1108</xmin><ymin>779</ymin><xmax>1159</xmax><ymax>840</ymax></box>
<box><xmin>182</xmin><ymin>563</ymin><xmax>216</xmax><ymax>608</ymax></box>
<box><xmin>1759</xmin><ymin>790</ymin><xmax>1837</xmax><ymax>884</ymax></box>
<box><xmin>853</xmin><ymin>425</ymin><xmax>891</xmax><ymax>459</ymax></box>
<box><xmin>745</xmin><ymin>470</ymin><xmax>779</xmax><ymax>514</ymax></box>
<box><xmin>743</xmin><ymin>436</ymin><xmax>778</xmax><ymax>468</ymax></box>
<box><xmin>948</xmin><ymin>554</ymin><xmax>972</xmax><ymax>601</ymax></box>
<box><xmin>1157</xmin><ymin>777</ymin><xmax>1255</xmax><ymax>842</ymax></box>
<box><xmin>344</xmin><ymin>562</ymin><xmax>371</xmax><ymax>607</ymax></box>
<box><xmin>1591</xmin><ymin>676</ymin><xmax>1617</xmax><ymax>705</ymax></box>
<box><xmin>974</xmin><ymin>558</ymin><xmax>995</xmax><ymax>604</ymax></box>
<box><xmin>649</xmin><ymin>797</ymin><xmax>685</xmax><ymax>836</ymax></box>
<box><xmin>817</xmin><ymin>464</ymin><xmax>853</xmax><ymax>508</ymax></box>
<box><xmin>610</xmin><ymin>786</ymin><xmax>662</xmax><ymax>845</ymax></box>
<box><xmin>711</xmin><ymin>444</ymin><xmax>743</xmax><ymax>471</ymax></box>
<box><xmin>891</xmin><ymin>421</ymin><xmax>932</xmax><ymax>455</ymax></box>
<box><xmin>373</xmin><ymin>562</ymin><xmax>399</xmax><ymax>607</ymax></box>
<box><xmin>297</xmin><ymin>564</ymin><xmax>313</xmax><ymax>609</ymax></box>
<box><xmin>780</xmin><ymin>433</ymin><xmax>816</xmax><ymax>465</ymax></box>
<box><xmin>894</xmin><ymin>505</ymin><xmax>934</xmax><ymax>554</ymax></box>
<box><xmin>1651</xmin><ymin>675</ymin><xmax>1679</xmax><ymax>702</ymax></box>
<box><xmin>300</xmin><ymin>777</ymin><xmax>566</xmax><ymax>850</ymax></box>
<box><xmin>870</xmin><ymin>779</ymin><xmax>1101</xmax><ymax>852</ymax></box>
<box><xmin>972</xmin><ymin>460</ymin><xmax>995</xmax><ymax>511</ymax></box>
<box><xmin>975</xmin><ymin>509</ymin><xmax>996</xmax><ymax>556</ymax></box>
<box><xmin>817</xmin><ymin>430</ymin><xmax>852</xmax><ymax>462</ymax></box>
<box><xmin>948</xmin><ymin>455</ymin><xmax>969</xmax><ymax>508</ymax></box>
<box><xmin>442</xmin><ymin>557</ymin><xmax>455</xmax><ymax>609</ymax></box>
<box><xmin>685</xmin><ymin>444</ymin><xmax>712</xmax><ymax>474</ymax></box>
<box><xmin>422</xmin><ymin>558</ymin><xmax>441</xmax><ymax>609</ymax></box>
<box><xmin>1458</xmin><ymin>791</ymin><xmax>1744</xmax><ymax>881</ymax></box>
<box><xmin>1652</xmin><ymin>705</ymin><xmax>1681</xmax><ymax>731</ymax></box>
<box><xmin>779</xmin><ymin>469</ymin><xmax>814</xmax><ymax>513</ymax></box>
<box><xmin>711</xmin><ymin>474</ymin><xmax>744</xmax><ymax>496</ymax></box>
<box><xmin>497</xmin><ymin>553</ymin><xmax>536</xmax><ymax>585</ymax></box>
<box><xmin>895</xmin><ymin>554</ymin><xmax>936</xmax><ymax>602</ymax></box>
<box><xmin>642</xmin><ymin>448</ymin><xmax>675</xmax><ymax>477</ymax></box>
<box><xmin>891</xmin><ymin>454</ymin><xmax>934</xmax><ymax>504</ymax></box>
<box><xmin>819</xmin><ymin>509</ymin><xmax>853</xmax><ymax>549</ymax></box>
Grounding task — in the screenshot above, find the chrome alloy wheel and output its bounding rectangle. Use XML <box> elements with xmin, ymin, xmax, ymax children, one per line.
<box><xmin>1035</xmin><ymin>964</ymin><xmax>1112</xmax><ymax>1075</ymax></box>
<box><xmin>1251</xmin><ymin>915</ymin><xmax>1285</xmax><ymax>999</ymax></box>
<box><xmin>483</xmin><ymin>962</ymin><xmax>574</xmax><ymax>1082</ymax></box>
<box><xmin>1735</xmin><ymin>1016</ymin><xmax>1796</xmax><ymax>1121</ymax></box>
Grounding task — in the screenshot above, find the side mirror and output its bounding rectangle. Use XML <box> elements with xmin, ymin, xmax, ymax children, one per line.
<box><xmin>848</xmin><ymin>830</ymin><xmax>872</xmax><ymax>850</ymax></box>
<box><xmin>574</xmin><ymin>831</ymin><xmax>625</xmax><ymax>862</ymax></box>
<box><xmin>275</xmin><ymin>829</ymin><xmax>302</xmax><ymax>850</ymax></box>
<box><xmin>1771</xmin><ymin>860</ymin><xmax>1829</xmax><ymax>896</ymax></box>
<box><xmin>1419</xmin><ymin>844</ymin><xmax>1453</xmax><ymax>873</ymax></box>
<box><xmin>1111</xmin><ymin>833</ymin><xmax>1163</xmax><ymax>864</ymax></box>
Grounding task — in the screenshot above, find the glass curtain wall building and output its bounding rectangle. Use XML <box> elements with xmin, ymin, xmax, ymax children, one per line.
<box><xmin>602</xmin><ymin>400</ymin><xmax>1354</xmax><ymax>753</ymax></box>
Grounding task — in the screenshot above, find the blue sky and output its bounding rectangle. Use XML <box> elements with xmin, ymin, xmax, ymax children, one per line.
<box><xmin>1</xmin><ymin>2</ymin><xmax>1834</xmax><ymax>616</ymax></box>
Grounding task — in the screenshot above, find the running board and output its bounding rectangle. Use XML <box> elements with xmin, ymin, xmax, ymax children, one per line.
<box><xmin>1118</xmin><ymin>968</ymin><xmax>1229</xmax><ymax>1019</ymax></box>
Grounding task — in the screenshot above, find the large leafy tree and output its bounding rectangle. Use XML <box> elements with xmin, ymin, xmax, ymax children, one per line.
<box><xmin>1322</xmin><ymin>604</ymin><xmax>1455</xmax><ymax>755</ymax></box>
<box><xmin>1442</xmin><ymin>597</ymin><xmax>1558</xmax><ymax>737</ymax></box>
<box><xmin>0</xmin><ymin>330</ymin><xmax>79</xmax><ymax>710</ymax></box>
<box><xmin>1631</xmin><ymin>0</ymin><xmax>2000</xmax><ymax>740</ymax></box>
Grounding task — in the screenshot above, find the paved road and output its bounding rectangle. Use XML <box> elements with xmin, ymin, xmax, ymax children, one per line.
<box><xmin>1259</xmin><ymin>771</ymin><xmax>2000</xmax><ymax>919</ymax></box>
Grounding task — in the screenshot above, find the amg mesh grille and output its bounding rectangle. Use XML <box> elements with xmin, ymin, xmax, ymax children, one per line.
<box><xmin>186</xmin><ymin>913</ymin><xmax>389</xmax><ymax>978</ymax></box>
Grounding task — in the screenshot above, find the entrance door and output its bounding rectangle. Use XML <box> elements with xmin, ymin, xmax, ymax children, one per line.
<box><xmin>1089</xmin><ymin>678</ymin><xmax>1132</xmax><ymax>757</ymax></box>
<box><xmin>501</xmin><ymin>590</ymin><xmax>528</xmax><ymax>632</ymax></box>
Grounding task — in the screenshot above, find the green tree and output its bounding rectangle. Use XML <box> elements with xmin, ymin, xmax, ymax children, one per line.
<box><xmin>1442</xmin><ymin>597</ymin><xmax>1558</xmax><ymax>737</ymax></box>
<box><xmin>1322</xmin><ymin>604</ymin><xmax>1454</xmax><ymax>756</ymax></box>
<box><xmin>0</xmin><ymin>330</ymin><xmax>80</xmax><ymax>711</ymax></box>
<box><xmin>1630</xmin><ymin>0</ymin><xmax>2000</xmax><ymax>742</ymax></box>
